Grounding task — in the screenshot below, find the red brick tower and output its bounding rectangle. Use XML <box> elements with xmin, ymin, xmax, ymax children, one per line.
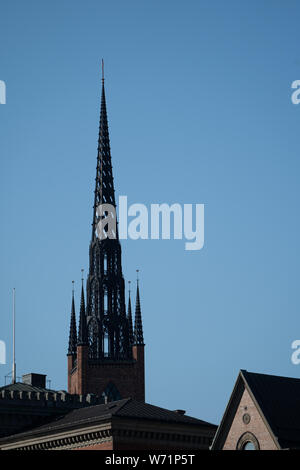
<box><xmin>67</xmin><ymin>64</ymin><xmax>145</xmax><ymax>402</ymax></box>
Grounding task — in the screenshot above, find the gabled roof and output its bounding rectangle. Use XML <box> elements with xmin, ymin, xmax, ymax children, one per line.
<box><xmin>0</xmin><ymin>397</ymin><xmax>217</xmax><ymax>445</ymax></box>
<box><xmin>242</xmin><ymin>370</ymin><xmax>300</xmax><ymax>448</ymax></box>
<box><xmin>212</xmin><ymin>370</ymin><xmax>300</xmax><ymax>450</ymax></box>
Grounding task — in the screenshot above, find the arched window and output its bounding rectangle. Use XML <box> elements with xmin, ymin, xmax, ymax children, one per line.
<box><xmin>104</xmin><ymin>333</ymin><xmax>109</xmax><ymax>357</ymax></box>
<box><xmin>103</xmin><ymin>254</ymin><xmax>108</xmax><ymax>274</ymax></box>
<box><xmin>104</xmin><ymin>291</ymin><xmax>108</xmax><ymax>312</ymax></box>
<box><xmin>236</xmin><ymin>432</ymin><xmax>260</xmax><ymax>450</ymax></box>
<box><xmin>102</xmin><ymin>382</ymin><xmax>121</xmax><ymax>402</ymax></box>
<box><xmin>88</xmin><ymin>317</ymin><xmax>100</xmax><ymax>359</ymax></box>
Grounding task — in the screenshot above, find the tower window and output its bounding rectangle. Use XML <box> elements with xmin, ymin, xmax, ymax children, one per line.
<box><xmin>104</xmin><ymin>333</ymin><xmax>109</xmax><ymax>357</ymax></box>
<box><xmin>102</xmin><ymin>382</ymin><xmax>121</xmax><ymax>403</ymax></box>
<box><xmin>104</xmin><ymin>292</ymin><xmax>108</xmax><ymax>312</ymax></box>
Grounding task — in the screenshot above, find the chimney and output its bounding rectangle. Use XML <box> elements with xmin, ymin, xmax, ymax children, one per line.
<box><xmin>22</xmin><ymin>373</ymin><xmax>47</xmax><ymax>388</ymax></box>
<box><xmin>174</xmin><ymin>409</ymin><xmax>186</xmax><ymax>415</ymax></box>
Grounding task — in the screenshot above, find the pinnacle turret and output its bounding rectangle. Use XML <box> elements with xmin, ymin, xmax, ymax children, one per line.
<box><xmin>134</xmin><ymin>277</ymin><xmax>144</xmax><ymax>346</ymax></box>
<box><xmin>67</xmin><ymin>283</ymin><xmax>77</xmax><ymax>355</ymax></box>
<box><xmin>78</xmin><ymin>275</ymin><xmax>88</xmax><ymax>346</ymax></box>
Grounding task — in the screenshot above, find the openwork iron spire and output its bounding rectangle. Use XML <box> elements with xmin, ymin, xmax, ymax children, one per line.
<box><xmin>134</xmin><ymin>274</ymin><xmax>144</xmax><ymax>345</ymax></box>
<box><xmin>68</xmin><ymin>282</ymin><xmax>77</xmax><ymax>355</ymax></box>
<box><xmin>91</xmin><ymin>61</ymin><xmax>116</xmax><ymax>241</ymax></box>
<box><xmin>86</xmin><ymin>63</ymin><xmax>132</xmax><ymax>361</ymax></box>
<box><xmin>78</xmin><ymin>271</ymin><xmax>88</xmax><ymax>345</ymax></box>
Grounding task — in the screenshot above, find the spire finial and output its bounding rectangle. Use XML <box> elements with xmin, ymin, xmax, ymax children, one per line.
<box><xmin>128</xmin><ymin>280</ymin><xmax>131</xmax><ymax>295</ymax></box>
<box><xmin>81</xmin><ymin>269</ymin><xmax>84</xmax><ymax>286</ymax></box>
<box><xmin>72</xmin><ymin>280</ymin><xmax>75</xmax><ymax>294</ymax></box>
<box><xmin>136</xmin><ymin>269</ymin><xmax>139</xmax><ymax>284</ymax></box>
<box><xmin>102</xmin><ymin>59</ymin><xmax>104</xmax><ymax>84</ymax></box>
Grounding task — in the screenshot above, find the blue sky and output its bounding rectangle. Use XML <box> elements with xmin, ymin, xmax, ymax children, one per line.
<box><xmin>1</xmin><ymin>0</ymin><xmax>300</xmax><ymax>425</ymax></box>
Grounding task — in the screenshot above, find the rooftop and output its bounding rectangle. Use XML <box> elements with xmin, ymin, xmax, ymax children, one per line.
<box><xmin>0</xmin><ymin>397</ymin><xmax>217</xmax><ymax>445</ymax></box>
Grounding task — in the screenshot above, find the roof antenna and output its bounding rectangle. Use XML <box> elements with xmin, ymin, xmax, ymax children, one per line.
<box><xmin>102</xmin><ymin>59</ymin><xmax>105</xmax><ymax>84</ymax></box>
<box><xmin>12</xmin><ymin>288</ymin><xmax>16</xmax><ymax>384</ymax></box>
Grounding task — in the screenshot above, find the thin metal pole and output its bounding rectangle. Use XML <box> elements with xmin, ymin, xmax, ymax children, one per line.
<box><xmin>12</xmin><ymin>288</ymin><xmax>16</xmax><ymax>384</ymax></box>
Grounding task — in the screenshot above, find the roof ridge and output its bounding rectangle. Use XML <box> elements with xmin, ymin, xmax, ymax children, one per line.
<box><xmin>112</xmin><ymin>397</ymin><xmax>132</xmax><ymax>414</ymax></box>
<box><xmin>115</xmin><ymin>398</ymin><xmax>215</xmax><ymax>426</ymax></box>
<box><xmin>242</xmin><ymin>369</ymin><xmax>300</xmax><ymax>382</ymax></box>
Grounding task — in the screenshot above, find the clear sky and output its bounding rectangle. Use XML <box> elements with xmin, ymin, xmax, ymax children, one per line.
<box><xmin>1</xmin><ymin>0</ymin><xmax>300</xmax><ymax>425</ymax></box>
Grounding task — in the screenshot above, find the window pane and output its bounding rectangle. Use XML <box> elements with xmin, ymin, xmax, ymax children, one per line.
<box><xmin>243</xmin><ymin>441</ymin><xmax>255</xmax><ymax>450</ymax></box>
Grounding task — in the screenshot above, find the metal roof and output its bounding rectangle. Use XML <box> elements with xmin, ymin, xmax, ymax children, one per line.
<box><xmin>0</xmin><ymin>397</ymin><xmax>217</xmax><ymax>444</ymax></box>
<box><xmin>0</xmin><ymin>382</ymin><xmax>58</xmax><ymax>394</ymax></box>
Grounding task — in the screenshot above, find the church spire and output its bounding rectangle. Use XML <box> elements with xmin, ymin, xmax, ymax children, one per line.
<box><xmin>68</xmin><ymin>281</ymin><xmax>77</xmax><ymax>355</ymax></box>
<box><xmin>86</xmin><ymin>64</ymin><xmax>131</xmax><ymax>361</ymax></box>
<box><xmin>91</xmin><ymin>60</ymin><xmax>116</xmax><ymax>241</ymax></box>
<box><xmin>67</xmin><ymin>67</ymin><xmax>145</xmax><ymax>401</ymax></box>
<box><xmin>127</xmin><ymin>281</ymin><xmax>134</xmax><ymax>346</ymax></box>
<box><xmin>78</xmin><ymin>270</ymin><xmax>88</xmax><ymax>345</ymax></box>
<box><xmin>134</xmin><ymin>271</ymin><xmax>144</xmax><ymax>345</ymax></box>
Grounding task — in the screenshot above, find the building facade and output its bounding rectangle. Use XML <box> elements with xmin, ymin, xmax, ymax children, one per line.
<box><xmin>211</xmin><ymin>370</ymin><xmax>300</xmax><ymax>450</ymax></box>
<box><xmin>0</xmin><ymin>399</ymin><xmax>217</xmax><ymax>450</ymax></box>
<box><xmin>0</xmin><ymin>373</ymin><xmax>103</xmax><ymax>439</ymax></box>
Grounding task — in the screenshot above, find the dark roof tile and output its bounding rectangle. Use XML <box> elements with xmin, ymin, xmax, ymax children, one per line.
<box><xmin>0</xmin><ymin>398</ymin><xmax>216</xmax><ymax>444</ymax></box>
<box><xmin>0</xmin><ymin>382</ymin><xmax>56</xmax><ymax>394</ymax></box>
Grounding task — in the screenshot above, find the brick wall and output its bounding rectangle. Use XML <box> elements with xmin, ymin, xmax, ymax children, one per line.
<box><xmin>132</xmin><ymin>345</ymin><xmax>145</xmax><ymax>402</ymax></box>
<box><xmin>223</xmin><ymin>388</ymin><xmax>279</xmax><ymax>450</ymax></box>
<box><xmin>68</xmin><ymin>345</ymin><xmax>145</xmax><ymax>401</ymax></box>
